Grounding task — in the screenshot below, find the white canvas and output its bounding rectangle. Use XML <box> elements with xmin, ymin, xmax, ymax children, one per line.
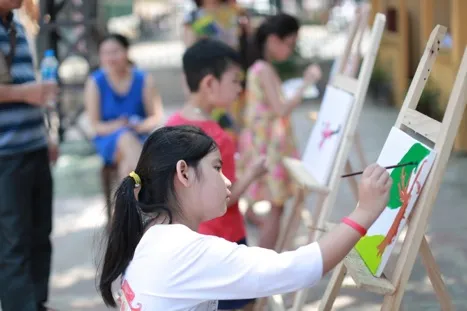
<box><xmin>301</xmin><ymin>85</ymin><xmax>354</xmax><ymax>185</ymax></box>
<box><xmin>355</xmin><ymin>127</ymin><xmax>437</xmax><ymax>277</ymax></box>
<box><xmin>282</xmin><ymin>78</ymin><xmax>320</xmax><ymax>100</ymax></box>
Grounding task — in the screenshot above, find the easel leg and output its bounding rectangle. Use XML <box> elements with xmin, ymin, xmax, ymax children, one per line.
<box><xmin>290</xmin><ymin>286</ymin><xmax>308</xmax><ymax>311</ymax></box>
<box><xmin>307</xmin><ymin>193</ymin><xmax>328</xmax><ymax>243</ymax></box>
<box><xmin>318</xmin><ymin>262</ymin><xmax>347</xmax><ymax>311</ymax></box>
<box><xmin>291</xmin><ymin>263</ymin><xmax>348</xmax><ymax>311</ymax></box>
<box><xmin>275</xmin><ymin>189</ymin><xmax>305</xmax><ymax>252</ymax></box>
<box><xmin>258</xmin><ymin>191</ymin><xmax>306</xmax><ymax>311</ymax></box>
<box><xmin>253</xmin><ymin>298</ymin><xmax>268</xmax><ymax>311</ymax></box>
<box><xmin>419</xmin><ymin>236</ymin><xmax>453</xmax><ymax>310</ymax></box>
<box><xmin>344</xmin><ymin>160</ymin><xmax>359</xmax><ymax>200</ymax></box>
<box><xmin>381</xmin><ymin>236</ymin><xmax>453</xmax><ymax>311</ymax></box>
<box><xmin>354</xmin><ymin>132</ymin><xmax>367</xmax><ymax>169</ymax></box>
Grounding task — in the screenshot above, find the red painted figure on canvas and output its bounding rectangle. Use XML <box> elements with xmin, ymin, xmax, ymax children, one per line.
<box><xmin>319</xmin><ymin>121</ymin><xmax>341</xmax><ymax>149</ymax></box>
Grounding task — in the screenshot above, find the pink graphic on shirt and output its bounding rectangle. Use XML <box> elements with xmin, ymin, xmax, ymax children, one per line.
<box><xmin>319</xmin><ymin>122</ymin><xmax>341</xmax><ymax>149</ymax></box>
<box><xmin>120</xmin><ymin>280</ymin><xmax>142</xmax><ymax>311</ymax></box>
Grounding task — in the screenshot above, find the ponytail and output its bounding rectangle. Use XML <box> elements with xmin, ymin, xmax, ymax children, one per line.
<box><xmin>247</xmin><ymin>21</ymin><xmax>271</xmax><ymax>67</ymax></box>
<box><xmin>99</xmin><ymin>176</ymin><xmax>143</xmax><ymax>307</ymax></box>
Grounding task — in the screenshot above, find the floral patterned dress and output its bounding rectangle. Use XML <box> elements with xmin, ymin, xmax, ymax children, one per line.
<box><xmin>237</xmin><ymin>60</ymin><xmax>299</xmax><ymax>207</ymax></box>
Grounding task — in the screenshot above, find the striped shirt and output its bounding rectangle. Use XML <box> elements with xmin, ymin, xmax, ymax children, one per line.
<box><xmin>0</xmin><ymin>12</ymin><xmax>47</xmax><ymax>156</ymax></box>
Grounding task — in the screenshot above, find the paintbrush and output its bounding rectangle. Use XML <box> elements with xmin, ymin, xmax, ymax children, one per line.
<box><xmin>341</xmin><ymin>161</ymin><xmax>418</xmax><ymax>178</ymax></box>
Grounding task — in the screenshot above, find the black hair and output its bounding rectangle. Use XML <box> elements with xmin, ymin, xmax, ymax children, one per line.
<box><xmin>98</xmin><ymin>125</ymin><xmax>218</xmax><ymax>307</ymax></box>
<box><xmin>182</xmin><ymin>38</ymin><xmax>241</xmax><ymax>92</ymax></box>
<box><xmin>99</xmin><ymin>33</ymin><xmax>134</xmax><ymax>65</ymax></box>
<box><xmin>99</xmin><ymin>33</ymin><xmax>130</xmax><ymax>50</ymax></box>
<box><xmin>248</xmin><ymin>13</ymin><xmax>300</xmax><ymax>66</ymax></box>
<box><xmin>193</xmin><ymin>0</ymin><xmax>229</xmax><ymax>7</ymax></box>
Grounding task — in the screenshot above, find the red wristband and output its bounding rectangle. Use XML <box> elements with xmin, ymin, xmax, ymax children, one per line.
<box><xmin>342</xmin><ymin>217</ymin><xmax>367</xmax><ymax>236</ymax></box>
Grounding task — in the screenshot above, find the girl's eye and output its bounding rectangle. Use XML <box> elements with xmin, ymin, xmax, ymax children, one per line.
<box><xmin>214</xmin><ymin>166</ymin><xmax>222</xmax><ymax>171</ymax></box>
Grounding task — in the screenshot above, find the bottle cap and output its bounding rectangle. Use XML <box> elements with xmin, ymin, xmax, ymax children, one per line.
<box><xmin>44</xmin><ymin>49</ymin><xmax>55</xmax><ymax>57</ymax></box>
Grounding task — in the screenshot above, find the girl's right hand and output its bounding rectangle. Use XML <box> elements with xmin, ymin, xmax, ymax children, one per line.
<box><xmin>303</xmin><ymin>64</ymin><xmax>322</xmax><ymax>85</ymax></box>
<box><xmin>355</xmin><ymin>163</ymin><xmax>393</xmax><ymax>228</ymax></box>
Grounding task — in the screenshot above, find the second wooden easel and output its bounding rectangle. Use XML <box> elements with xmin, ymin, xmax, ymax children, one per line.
<box><xmin>258</xmin><ymin>13</ymin><xmax>387</xmax><ymax>311</ymax></box>
<box><xmin>309</xmin><ymin>2</ymin><xmax>371</xmax><ymax>170</ymax></box>
<box><xmin>319</xmin><ymin>25</ymin><xmax>466</xmax><ymax>311</ymax></box>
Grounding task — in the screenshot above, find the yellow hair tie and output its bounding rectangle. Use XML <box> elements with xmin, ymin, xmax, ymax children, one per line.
<box><xmin>129</xmin><ymin>171</ymin><xmax>142</xmax><ymax>186</ymax></box>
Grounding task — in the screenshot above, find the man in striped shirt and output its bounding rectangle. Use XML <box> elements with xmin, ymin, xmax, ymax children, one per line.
<box><xmin>0</xmin><ymin>1</ymin><xmax>58</xmax><ymax>310</ymax></box>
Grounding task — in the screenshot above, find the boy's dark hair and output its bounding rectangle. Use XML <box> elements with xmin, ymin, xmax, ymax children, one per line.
<box><xmin>183</xmin><ymin>38</ymin><xmax>241</xmax><ymax>92</ymax></box>
<box><xmin>98</xmin><ymin>125</ymin><xmax>218</xmax><ymax>307</ymax></box>
<box><xmin>248</xmin><ymin>13</ymin><xmax>300</xmax><ymax>67</ymax></box>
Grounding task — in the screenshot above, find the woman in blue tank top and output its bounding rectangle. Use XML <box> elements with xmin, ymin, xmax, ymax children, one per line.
<box><xmin>84</xmin><ymin>34</ymin><xmax>164</xmax><ymax>180</ymax></box>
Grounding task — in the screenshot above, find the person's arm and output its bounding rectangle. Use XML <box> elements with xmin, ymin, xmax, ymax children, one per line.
<box><xmin>227</xmin><ymin>170</ymin><xmax>255</xmax><ymax>206</ymax></box>
<box><xmin>0</xmin><ymin>82</ymin><xmax>57</xmax><ymax>105</ymax></box>
<box><xmin>83</xmin><ymin>77</ymin><xmax>127</xmax><ymax>136</ymax></box>
<box><xmin>160</xmin><ymin>209</ymin><xmax>376</xmax><ymax>301</ymax></box>
<box><xmin>258</xmin><ymin>63</ymin><xmax>307</xmax><ymax>118</ymax></box>
<box><xmin>0</xmin><ymin>84</ymin><xmax>26</xmax><ymax>103</ymax></box>
<box><xmin>183</xmin><ymin>25</ymin><xmax>197</xmax><ymax>48</ymax></box>
<box><xmin>133</xmin><ymin>73</ymin><xmax>164</xmax><ymax>134</ymax></box>
<box><xmin>156</xmin><ymin>164</ymin><xmax>391</xmax><ymax>301</ymax></box>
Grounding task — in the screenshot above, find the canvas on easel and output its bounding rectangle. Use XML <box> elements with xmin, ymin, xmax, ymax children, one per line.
<box><xmin>319</xmin><ymin>25</ymin><xmax>467</xmax><ymax>311</ymax></box>
<box><xmin>308</xmin><ymin>2</ymin><xmax>371</xmax><ymax>172</ymax></box>
<box><xmin>302</xmin><ymin>85</ymin><xmax>354</xmax><ymax>185</ymax></box>
<box><xmin>257</xmin><ymin>12</ymin><xmax>386</xmax><ymax>311</ymax></box>
<box><xmin>355</xmin><ymin>126</ymin><xmax>436</xmax><ymax>277</ymax></box>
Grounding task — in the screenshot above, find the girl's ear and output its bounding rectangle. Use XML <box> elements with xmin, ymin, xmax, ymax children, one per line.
<box><xmin>175</xmin><ymin>160</ymin><xmax>192</xmax><ymax>187</ymax></box>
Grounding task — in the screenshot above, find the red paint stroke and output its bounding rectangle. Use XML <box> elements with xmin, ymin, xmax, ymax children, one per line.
<box><xmin>376</xmin><ymin>159</ymin><xmax>428</xmax><ymax>257</ymax></box>
<box><xmin>319</xmin><ymin>121</ymin><xmax>341</xmax><ymax>149</ymax></box>
<box><xmin>120</xmin><ymin>280</ymin><xmax>142</xmax><ymax>311</ymax></box>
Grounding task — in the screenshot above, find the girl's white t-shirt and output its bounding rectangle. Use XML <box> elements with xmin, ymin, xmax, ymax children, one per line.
<box><xmin>119</xmin><ymin>224</ymin><xmax>323</xmax><ymax>311</ymax></box>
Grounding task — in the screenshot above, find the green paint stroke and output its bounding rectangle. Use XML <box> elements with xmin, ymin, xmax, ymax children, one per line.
<box><xmin>387</xmin><ymin>143</ymin><xmax>430</xmax><ymax>209</ymax></box>
<box><xmin>355</xmin><ymin>234</ymin><xmax>385</xmax><ymax>275</ymax></box>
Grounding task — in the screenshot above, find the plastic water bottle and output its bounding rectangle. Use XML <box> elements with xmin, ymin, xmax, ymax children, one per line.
<box><xmin>40</xmin><ymin>49</ymin><xmax>59</xmax><ymax>108</ymax></box>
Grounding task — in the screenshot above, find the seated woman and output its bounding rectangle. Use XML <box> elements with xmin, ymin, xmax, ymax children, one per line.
<box><xmin>84</xmin><ymin>34</ymin><xmax>163</xmax><ymax>180</ymax></box>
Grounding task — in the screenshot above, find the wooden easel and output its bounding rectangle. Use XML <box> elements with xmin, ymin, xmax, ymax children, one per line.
<box><xmin>309</xmin><ymin>2</ymin><xmax>371</xmax><ymax>170</ymax></box>
<box><xmin>256</xmin><ymin>13</ymin><xmax>386</xmax><ymax>311</ymax></box>
<box><xmin>275</xmin><ymin>10</ymin><xmax>384</xmax><ymax>256</ymax></box>
<box><xmin>319</xmin><ymin>25</ymin><xmax>467</xmax><ymax>311</ymax></box>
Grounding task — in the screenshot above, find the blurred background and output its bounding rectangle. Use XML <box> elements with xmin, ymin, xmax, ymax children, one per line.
<box><xmin>7</xmin><ymin>0</ymin><xmax>467</xmax><ymax>310</ymax></box>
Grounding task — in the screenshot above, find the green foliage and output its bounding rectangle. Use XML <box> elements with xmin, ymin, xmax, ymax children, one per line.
<box><xmin>417</xmin><ymin>83</ymin><xmax>443</xmax><ymax>122</ymax></box>
<box><xmin>387</xmin><ymin>143</ymin><xmax>430</xmax><ymax>208</ymax></box>
<box><xmin>369</xmin><ymin>63</ymin><xmax>391</xmax><ymax>93</ymax></box>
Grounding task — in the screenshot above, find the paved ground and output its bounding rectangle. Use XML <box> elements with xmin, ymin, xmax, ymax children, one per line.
<box><xmin>10</xmin><ymin>6</ymin><xmax>467</xmax><ymax>310</ymax></box>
